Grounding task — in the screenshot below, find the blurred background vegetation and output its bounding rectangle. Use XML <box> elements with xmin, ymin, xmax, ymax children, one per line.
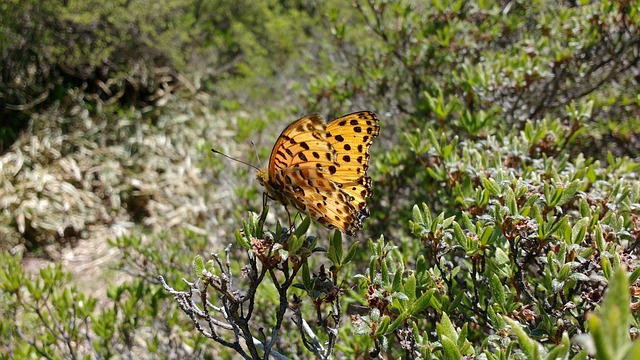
<box><xmin>1</xmin><ymin>0</ymin><xmax>639</xmax><ymax>358</ymax></box>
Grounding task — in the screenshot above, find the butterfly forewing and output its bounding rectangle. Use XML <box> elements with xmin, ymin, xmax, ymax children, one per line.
<box><xmin>260</xmin><ymin>111</ymin><xmax>379</xmax><ymax>236</ymax></box>
<box><xmin>267</xmin><ymin>114</ymin><xmax>336</xmax><ymax>172</ymax></box>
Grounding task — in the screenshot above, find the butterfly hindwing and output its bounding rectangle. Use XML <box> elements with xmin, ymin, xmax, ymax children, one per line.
<box><xmin>326</xmin><ymin>111</ymin><xmax>380</xmax><ymax>220</ymax></box>
<box><xmin>326</xmin><ymin>111</ymin><xmax>380</xmax><ymax>182</ymax></box>
<box><xmin>273</xmin><ymin>165</ymin><xmax>363</xmax><ymax>235</ymax></box>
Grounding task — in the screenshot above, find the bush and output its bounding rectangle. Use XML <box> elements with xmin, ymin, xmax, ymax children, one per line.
<box><xmin>161</xmin><ymin>116</ymin><xmax>639</xmax><ymax>358</ymax></box>
<box><xmin>305</xmin><ymin>0</ymin><xmax>640</xmax><ymax>240</ymax></box>
<box><xmin>1</xmin><ymin>0</ymin><xmax>639</xmax><ymax>359</ymax></box>
<box><xmin>0</xmin><ymin>0</ymin><xmax>318</xmax><ymax>152</ymax></box>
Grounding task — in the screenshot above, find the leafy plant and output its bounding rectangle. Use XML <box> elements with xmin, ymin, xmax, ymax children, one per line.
<box><xmin>1</xmin><ymin>0</ymin><xmax>639</xmax><ymax>359</ymax></box>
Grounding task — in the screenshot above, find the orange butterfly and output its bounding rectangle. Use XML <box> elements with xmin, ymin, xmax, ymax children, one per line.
<box><xmin>257</xmin><ymin>111</ymin><xmax>380</xmax><ymax>236</ymax></box>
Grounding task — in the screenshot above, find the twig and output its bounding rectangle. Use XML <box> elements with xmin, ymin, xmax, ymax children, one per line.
<box><xmin>6</xmin><ymin>90</ymin><xmax>50</xmax><ymax>111</ymax></box>
<box><xmin>160</xmin><ymin>274</ymin><xmax>293</xmax><ymax>359</ymax></box>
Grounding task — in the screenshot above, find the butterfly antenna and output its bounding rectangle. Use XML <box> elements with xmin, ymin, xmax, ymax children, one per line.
<box><xmin>250</xmin><ymin>140</ymin><xmax>262</xmax><ymax>165</ymax></box>
<box><xmin>211</xmin><ymin>148</ymin><xmax>260</xmax><ymax>171</ymax></box>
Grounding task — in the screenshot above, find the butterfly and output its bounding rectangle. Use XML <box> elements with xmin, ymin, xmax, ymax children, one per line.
<box><xmin>256</xmin><ymin>111</ymin><xmax>380</xmax><ymax>236</ymax></box>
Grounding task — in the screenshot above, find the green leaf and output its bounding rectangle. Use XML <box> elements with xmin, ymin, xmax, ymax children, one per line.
<box><xmin>452</xmin><ymin>222</ymin><xmax>467</xmax><ymax>249</ymax></box>
<box><xmin>342</xmin><ymin>241</ymin><xmax>359</xmax><ymax>265</ymax></box>
<box><xmin>193</xmin><ymin>256</ymin><xmax>204</xmax><ymax>279</ymax></box>
<box><xmin>416</xmin><ymin>255</ymin><xmax>427</xmax><ymax>277</ymax></box>
<box><xmin>579</xmin><ymin>198</ymin><xmax>591</xmax><ymax>218</ymax></box>
<box><xmin>441</xmin><ymin>335</ymin><xmax>462</xmax><ymax>360</ymax></box>
<box><xmin>428</xmin><ymin>129</ymin><xmax>440</xmax><ymax>154</ymax></box>
<box><xmin>375</xmin><ymin>315</ymin><xmax>391</xmax><ymax>337</ymax></box>
<box><xmin>247</xmin><ymin>211</ymin><xmax>257</xmax><ymax>233</ymax></box>
<box><xmin>479</xmin><ymin>226</ymin><xmax>494</xmax><ymax>246</ymax></box>
<box><xmin>629</xmin><ymin>266</ymin><xmax>640</xmax><ymax>284</ymax></box>
<box><xmin>412</xmin><ymin>289</ymin><xmax>434</xmax><ymax>315</ymax></box>
<box><xmin>457</xmin><ymin>323</ymin><xmax>470</xmax><ymax>352</ymax></box>
<box><xmin>570</xmin><ymin>350</ymin><xmax>588</xmax><ymax>360</ymax></box>
<box><xmin>388</xmin><ymin>313</ymin><xmax>408</xmax><ymax>333</ymax></box>
<box><xmin>256</xmin><ymin>206</ymin><xmax>268</xmax><ymax>238</ymax></box>
<box><xmin>489</xmin><ymin>273</ymin><xmax>506</xmax><ymax>309</ymax></box>
<box><xmin>302</xmin><ymin>261</ymin><xmax>312</xmax><ymax>290</ymax></box>
<box><xmin>413</xmin><ymin>204</ymin><xmax>424</xmax><ymax>224</ymax></box>
<box><xmin>589</xmin><ymin>266</ymin><xmax>631</xmax><ymax>358</ymax></box>
<box><xmin>624</xmin><ymin>342</ymin><xmax>640</xmax><ymax>360</ymax></box>
<box><xmin>294</xmin><ymin>216</ymin><xmax>311</xmax><ymax>238</ymax></box>
<box><xmin>205</xmin><ymin>260</ymin><xmax>215</xmax><ymax>276</ymax></box>
<box><xmin>571</xmin><ymin>217</ymin><xmax>589</xmax><ymax>245</ymax></box>
<box><xmin>381</xmin><ymin>258</ymin><xmax>389</xmax><ymax>284</ymax></box>
<box><xmin>595</xmin><ymin>225</ymin><xmax>605</xmax><ymax>252</ymax></box>
<box><xmin>235</xmin><ymin>228</ymin><xmax>251</xmax><ymax>250</ymax></box>
<box><xmin>437</xmin><ymin>312</ymin><xmax>458</xmax><ymax>344</ymax></box>
<box><xmin>442</xmin><ymin>215</ymin><xmax>456</xmax><ymax>229</ymax></box>
<box><xmin>601</xmin><ymin>256</ymin><xmax>612</xmax><ymax>280</ymax></box>
<box><xmin>404</xmin><ymin>275</ymin><xmax>416</xmax><ymax>302</ymax></box>
<box><xmin>330</xmin><ymin>230</ymin><xmax>343</xmax><ymax>261</ymax></box>
<box><xmin>394</xmin><ymin>292</ymin><xmax>409</xmax><ymax>301</ymax></box>
<box><xmin>288</xmin><ymin>234</ymin><xmax>304</xmax><ymax>255</ymax></box>
<box><xmin>392</xmin><ymin>269</ymin><xmax>403</xmax><ymax>293</ymax></box>
<box><xmin>545</xmin><ymin>332</ymin><xmax>570</xmax><ymax>360</ymax></box>
<box><xmin>483</xmin><ymin>176</ymin><xmax>500</xmax><ymax>196</ymax></box>
<box><xmin>504</xmin><ymin>317</ymin><xmax>543</xmax><ymax>359</ymax></box>
<box><xmin>558</xmin><ymin>179</ymin><xmax>581</xmax><ymax>206</ymax></box>
<box><xmin>422</xmin><ymin>203</ymin><xmax>433</xmax><ymax>225</ymax></box>
<box><xmin>505</xmin><ymin>187</ymin><xmax>517</xmax><ymax>214</ymax></box>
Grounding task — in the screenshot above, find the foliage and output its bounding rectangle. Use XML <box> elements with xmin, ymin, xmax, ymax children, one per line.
<box><xmin>0</xmin><ymin>227</ymin><xmax>216</xmax><ymax>358</ymax></box>
<box><xmin>0</xmin><ymin>0</ymin><xmax>318</xmax><ymax>152</ymax></box>
<box><xmin>0</xmin><ymin>251</ymin><xmax>98</xmax><ymax>358</ymax></box>
<box><xmin>1</xmin><ymin>0</ymin><xmax>639</xmax><ymax>359</ymax></box>
<box><xmin>340</xmin><ymin>118</ymin><xmax>640</xmax><ymax>357</ymax></box>
<box><xmin>585</xmin><ymin>266</ymin><xmax>640</xmax><ymax>359</ymax></box>
<box><xmin>0</xmin><ymin>96</ymin><xmax>216</xmax><ymax>251</ymax></box>
<box><xmin>312</xmin><ymin>0</ymin><xmax>639</xmax><ymax>136</ymax></box>
<box><xmin>165</xmin><ymin>114</ymin><xmax>640</xmax><ymax>357</ymax></box>
<box><xmin>305</xmin><ymin>0</ymin><xmax>640</xmax><ymax>240</ymax></box>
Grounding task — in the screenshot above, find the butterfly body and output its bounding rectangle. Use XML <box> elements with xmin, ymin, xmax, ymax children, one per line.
<box><xmin>257</xmin><ymin>111</ymin><xmax>379</xmax><ymax>236</ymax></box>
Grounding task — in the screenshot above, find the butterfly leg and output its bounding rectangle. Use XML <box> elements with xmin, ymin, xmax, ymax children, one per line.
<box><xmin>284</xmin><ymin>205</ymin><xmax>296</xmax><ymax>234</ymax></box>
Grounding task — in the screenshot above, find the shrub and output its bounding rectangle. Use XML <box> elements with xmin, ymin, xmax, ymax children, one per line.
<box><xmin>1</xmin><ymin>0</ymin><xmax>639</xmax><ymax>359</ymax></box>
<box><xmin>162</xmin><ymin>116</ymin><xmax>640</xmax><ymax>358</ymax></box>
